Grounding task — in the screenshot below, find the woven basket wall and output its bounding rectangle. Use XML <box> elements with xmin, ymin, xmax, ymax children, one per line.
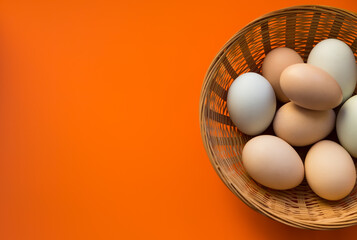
<box><xmin>199</xmin><ymin>5</ymin><xmax>357</xmax><ymax>230</ymax></box>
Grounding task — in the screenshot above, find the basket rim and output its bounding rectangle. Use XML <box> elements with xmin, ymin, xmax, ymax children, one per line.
<box><xmin>199</xmin><ymin>5</ymin><xmax>357</xmax><ymax>230</ymax></box>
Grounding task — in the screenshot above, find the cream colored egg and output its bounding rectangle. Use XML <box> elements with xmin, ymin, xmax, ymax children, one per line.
<box><xmin>307</xmin><ymin>39</ymin><xmax>357</xmax><ymax>102</ymax></box>
<box><xmin>242</xmin><ymin>135</ymin><xmax>304</xmax><ymax>190</ymax></box>
<box><xmin>273</xmin><ymin>102</ymin><xmax>335</xmax><ymax>146</ymax></box>
<box><xmin>280</xmin><ymin>63</ymin><xmax>342</xmax><ymax>110</ymax></box>
<box><xmin>305</xmin><ymin>140</ymin><xmax>356</xmax><ymax>201</ymax></box>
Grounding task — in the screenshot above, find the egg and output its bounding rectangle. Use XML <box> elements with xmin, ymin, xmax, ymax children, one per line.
<box><xmin>280</xmin><ymin>63</ymin><xmax>342</xmax><ymax>110</ymax></box>
<box><xmin>227</xmin><ymin>72</ymin><xmax>276</xmax><ymax>135</ymax></box>
<box><xmin>305</xmin><ymin>140</ymin><xmax>356</xmax><ymax>201</ymax></box>
<box><xmin>262</xmin><ymin>47</ymin><xmax>304</xmax><ymax>102</ymax></box>
<box><xmin>273</xmin><ymin>102</ymin><xmax>335</xmax><ymax>146</ymax></box>
<box><xmin>242</xmin><ymin>135</ymin><xmax>304</xmax><ymax>190</ymax></box>
<box><xmin>337</xmin><ymin>95</ymin><xmax>357</xmax><ymax>158</ymax></box>
<box><xmin>307</xmin><ymin>39</ymin><xmax>357</xmax><ymax>102</ymax></box>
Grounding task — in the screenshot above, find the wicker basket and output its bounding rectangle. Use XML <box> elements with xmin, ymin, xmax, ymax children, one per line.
<box><xmin>199</xmin><ymin>5</ymin><xmax>357</xmax><ymax>230</ymax></box>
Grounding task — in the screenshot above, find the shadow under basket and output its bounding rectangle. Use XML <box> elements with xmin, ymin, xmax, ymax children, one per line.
<box><xmin>199</xmin><ymin>5</ymin><xmax>357</xmax><ymax>230</ymax></box>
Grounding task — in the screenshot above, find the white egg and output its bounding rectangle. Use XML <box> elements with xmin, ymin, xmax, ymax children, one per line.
<box><xmin>307</xmin><ymin>39</ymin><xmax>357</xmax><ymax>102</ymax></box>
<box><xmin>227</xmin><ymin>72</ymin><xmax>276</xmax><ymax>135</ymax></box>
<box><xmin>337</xmin><ymin>95</ymin><xmax>357</xmax><ymax>158</ymax></box>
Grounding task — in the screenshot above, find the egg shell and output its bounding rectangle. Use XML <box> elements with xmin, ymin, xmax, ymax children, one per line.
<box><xmin>337</xmin><ymin>95</ymin><xmax>357</xmax><ymax>158</ymax></box>
<box><xmin>242</xmin><ymin>135</ymin><xmax>304</xmax><ymax>190</ymax></box>
<box><xmin>273</xmin><ymin>102</ymin><xmax>335</xmax><ymax>146</ymax></box>
<box><xmin>280</xmin><ymin>63</ymin><xmax>342</xmax><ymax>110</ymax></box>
<box><xmin>307</xmin><ymin>38</ymin><xmax>357</xmax><ymax>102</ymax></box>
<box><xmin>262</xmin><ymin>47</ymin><xmax>303</xmax><ymax>102</ymax></box>
<box><xmin>227</xmin><ymin>72</ymin><xmax>276</xmax><ymax>135</ymax></box>
<box><xmin>305</xmin><ymin>140</ymin><xmax>356</xmax><ymax>201</ymax></box>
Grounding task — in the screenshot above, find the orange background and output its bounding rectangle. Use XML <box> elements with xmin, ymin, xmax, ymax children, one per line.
<box><xmin>0</xmin><ymin>0</ymin><xmax>357</xmax><ymax>239</ymax></box>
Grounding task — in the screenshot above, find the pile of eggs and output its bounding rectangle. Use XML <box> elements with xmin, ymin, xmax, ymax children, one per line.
<box><xmin>227</xmin><ymin>39</ymin><xmax>357</xmax><ymax>201</ymax></box>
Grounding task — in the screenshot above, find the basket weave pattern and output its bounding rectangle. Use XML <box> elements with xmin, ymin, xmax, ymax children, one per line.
<box><xmin>199</xmin><ymin>5</ymin><xmax>357</xmax><ymax>230</ymax></box>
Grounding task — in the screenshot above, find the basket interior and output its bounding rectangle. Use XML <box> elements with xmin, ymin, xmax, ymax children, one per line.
<box><xmin>200</xmin><ymin>6</ymin><xmax>357</xmax><ymax>229</ymax></box>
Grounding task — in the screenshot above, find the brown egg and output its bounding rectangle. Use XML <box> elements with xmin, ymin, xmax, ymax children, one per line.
<box><xmin>273</xmin><ymin>102</ymin><xmax>335</xmax><ymax>146</ymax></box>
<box><xmin>305</xmin><ymin>140</ymin><xmax>356</xmax><ymax>201</ymax></box>
<box><xmin>280</xmin><ymin>63</ymin><xmax>343</xmax><ymax>110</ymax></box>
<box><xmin>262</xmin><ymin>47</ymin><xmax>303</xmax><ymax>102</ymax></box>
<box><xmin>242</xmin><ymin>135</ymin><xmax>304</xmax><ymax>190</ymax></box>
